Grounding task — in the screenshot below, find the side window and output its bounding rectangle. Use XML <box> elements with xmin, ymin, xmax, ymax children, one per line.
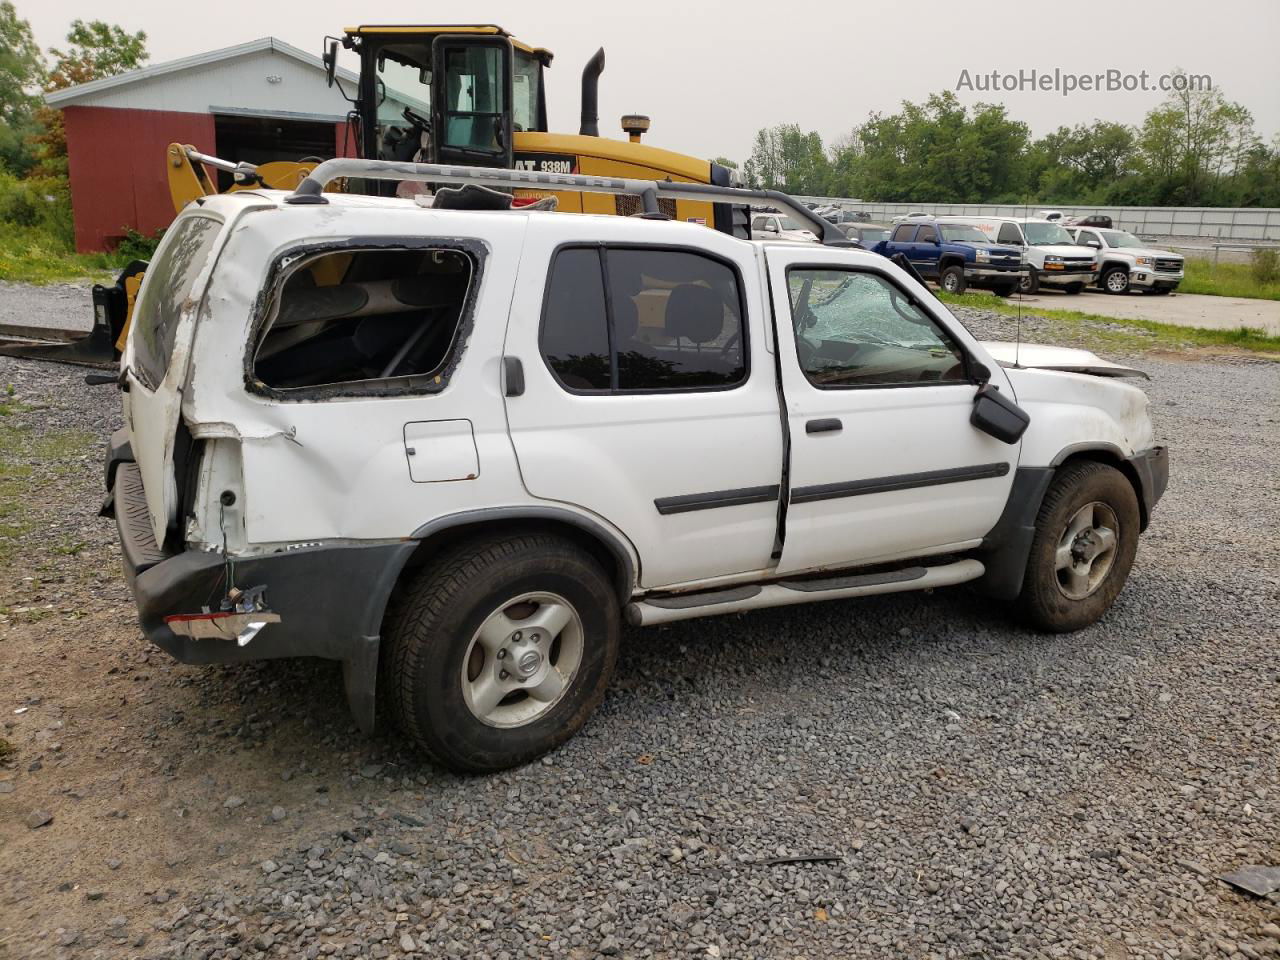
<box><xmin>786</xmin><ymin>269</ymin><xmax>967</xmax><ymax>388</ymax></box>
<box><xmin>1080</xmin><ymin>230</ymin><xmax>1100</xmax><ymax>246</ymax></box>
<box><xmin>540</xmin><ymin>246</ymin><xmax>747</xmax><ymax>393</ymax></box>
<box><xmin>997</xmin><ymin>223</ymin><xmax>1023</xmax><ymax>245</ymax></box>
<box><xmin>130</xmin><ymin>214</ymin><xmax>222</xmax><ymax>389</ymax></box>
<box><xmin>251</xmin><ymin>246</ymin><xmax>475</xmax><ymax>395</ymax></box>
<box><xmin>891</xmin><ymin>224</ymin><xmax>917</xmax><ymax>242</ymax></box>
<box><xmin>916</xmin><ymin>225</ymin><xmax>937</xmax><ymax>243</ymax></box>
<box><xmin>751</xmin><ymin>216</ymin><xmax>767</xmax><ymax>231</ymax></box>
<box><xmin>542</xmin><ymin>248</ymin><xmax>610</xmax><ymax>390</ymax></box>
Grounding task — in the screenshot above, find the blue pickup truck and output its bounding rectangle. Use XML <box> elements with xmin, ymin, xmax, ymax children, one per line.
<box><xmin>872</xmin><ymin>220</ymin><xmax>1027</xmax><ymax>295</ymax></box>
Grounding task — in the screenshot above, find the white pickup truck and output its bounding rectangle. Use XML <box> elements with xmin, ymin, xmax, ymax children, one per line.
<box><xmin>102</xmin><ymin>162</ymin><xmax>1167</xmax><ymax>772</ymax></box>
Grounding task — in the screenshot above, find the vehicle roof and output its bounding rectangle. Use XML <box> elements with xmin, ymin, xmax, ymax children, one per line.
<box><xmin>343</xmin><ymin>24</ymin><xmax>553</xmax><ymax>62</ymax></box>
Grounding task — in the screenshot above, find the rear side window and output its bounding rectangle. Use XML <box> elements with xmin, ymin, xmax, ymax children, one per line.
<box><xmin>130</xmin><ymin>214</ymin><xmax>222</xmax><ymax>389</ymax></box>
<box><xmin>891</xmin><ymin>224</ymin><xmax>916</xmax><ymax>242</ymax></box>
<box><xmin>250</xmin><ymin>245</ymin><xmax>476</xmax><ymax>396</ymax></box>
<box><xmin>541</xmin><ymin>246</ymin><xmax>747</xmax><ymax>393</ymax></box>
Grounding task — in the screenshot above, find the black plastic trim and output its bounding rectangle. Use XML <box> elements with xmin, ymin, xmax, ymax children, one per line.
<box><xmin>655</xmin><ymin>484</ymin><xmax>781</xmax><ymax>516</ymax></box>
<box><xmin>791</xmin><ymin>462</ymin><xmax>1010</xmax><ymax>505</ymax></box>
<box><xmin>780</xmin><ymin>566</ymin><xmax>926</xmax><ymax>592</ymax></box>
<box><xmin>975</xmin><ymin>466</ymin><xmax>1055</xmax><ymax>600</ymax></box>
<box><xmin>805</xmin><ymin>418</ymin><xmax>842</xmax><ymax>434</ymax></box>
<box><xmin>645</xmin><ymin>584</ymin><xmax>761</xmax><ymax>609</ymax></box>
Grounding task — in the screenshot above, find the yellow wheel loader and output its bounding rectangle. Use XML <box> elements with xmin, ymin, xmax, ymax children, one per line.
<box><xmin>0</xmin><ymin>24</ymin><xmax>746</xmax><ymax>367</ymax></box>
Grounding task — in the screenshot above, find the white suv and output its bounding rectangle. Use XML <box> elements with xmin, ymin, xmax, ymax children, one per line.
<box><xmin>104</xmin><ymin>162</ymin><xmax>1168</xmax><ymax>772</ymax></box>
<box><xmin>1070</xmin><ymin>227</ymin><xmax>1185</xmax><ymax>295</ymax></box>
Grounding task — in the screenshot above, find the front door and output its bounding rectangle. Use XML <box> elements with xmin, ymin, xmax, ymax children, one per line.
<box><xmin>766</xmin><ymin>249</ymin><xmax>1018</xmax><ymax>575</ymax></box>
<box><xmin>503</xmin><ymin>217</ymin><xmax>783</xmax><ymax>589</ymax></box>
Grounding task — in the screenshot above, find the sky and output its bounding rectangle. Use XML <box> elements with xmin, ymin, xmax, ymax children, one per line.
<box><xmin>22</xmin><ymin>0</ymin><xmax>1280</xmax><ymax>164</ymax></box>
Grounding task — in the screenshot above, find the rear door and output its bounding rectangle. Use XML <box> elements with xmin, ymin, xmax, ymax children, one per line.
<box><xmin>765</xmin><ymin>247</ymin><xmax>1018</xmax><ymax>574</ymax></box>
<box><xmin>121</xmin><ymin>212</ymin><xmax>226</xmax><ymax>546</ymax></box>
<box><xmin>503</xmin><ymin>218</ymin><xmax>783</xmax><ymax>589</ymax></box>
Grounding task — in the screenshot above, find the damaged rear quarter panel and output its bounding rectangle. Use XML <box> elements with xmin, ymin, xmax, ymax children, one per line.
<box><xmin>1007</xmin><ymin>366</ymin><xmax>1156</xmax><ymax>467</ymax></box>
<box><xmin>182</xmin><ymin>204</ymin><xmax>534</xmax><ymax>545</ymax></box>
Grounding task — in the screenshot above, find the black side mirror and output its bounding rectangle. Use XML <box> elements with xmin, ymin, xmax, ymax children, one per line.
<box><xmin>971</xmin><ymin>383</ymin><xmax>1029</xmax><ymax>444</ymax></box>
<box><xmin>323</xmin><ymin>40</ymin><xmax>338</xmax><ymax>88</ymax></box>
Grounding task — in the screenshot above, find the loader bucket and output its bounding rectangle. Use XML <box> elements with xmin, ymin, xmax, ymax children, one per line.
<box><xmin>0</xmin><ymin>261</ymin><xmax>147</xmax><ymax>368</ymax></box>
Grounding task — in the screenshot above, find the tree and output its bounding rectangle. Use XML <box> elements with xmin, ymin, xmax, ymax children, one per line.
<box><xmin>743</xmin><ymin>124</ymin><xmax>830</xmax><ymax>195</ymax></box>
<box><xmin>30</xmin><ymin>18</ymin><xmax>148</xmax><ymax>176</ymax></box>
<box><xmin>1030</xmin><ymin>122</ymin><xmax>1138</xmax><ymax>202</ymax></box>
<box><xmin>0</xmin><ymin>1</ymin><xmax>45</xmax><ymax>172</ymax></box>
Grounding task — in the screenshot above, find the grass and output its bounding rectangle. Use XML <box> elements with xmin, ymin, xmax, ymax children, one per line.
<box><xmin>0</xmin><ymin>224</ymin><xmax>133</xmax><ymax>285</ymax></box>
<box><xmin>936</xmin><ymin>289</ymin><xmax>1280</xmax><ymax>357</ymax></box>
<box><xmin>0</xmin><ymin>398</ymin><xmax>95</xmax><ymax>564</ymax></box>
<box><xmin>1179</xmin><ymin>258</ymin><xmax>1280</xmax><ymax>301</ymax></box>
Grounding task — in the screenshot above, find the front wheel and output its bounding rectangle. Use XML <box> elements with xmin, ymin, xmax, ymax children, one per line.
<box><xmin>1020</xmin><ymin>461</ymin><xmax>1140</xmax><ymax>632</ymax></box>
<box><xmin>939</xmin><ymin>265</ymin><xmax>967</xmax><ymax>293</ymax></box>
<box><xmin>1102</xmin><ymin>266</ymin><xmax>1131</xmax><ymax>295</ymax></box>
<box><xmin>383</xmin><ymin>534</ymin><xmax>620</xmax><ymax>772</ymax></box>
<box><xmin>1018</xmin><ymin>269</ymin><xmax>1040</xmax><ymax>294</ymax></box>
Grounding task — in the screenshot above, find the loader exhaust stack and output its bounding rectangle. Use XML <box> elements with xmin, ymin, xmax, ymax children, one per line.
<box><xmin>579</xmin><ymin>48</ymin><xmax>605</xmax><ymax>137</ymax></box>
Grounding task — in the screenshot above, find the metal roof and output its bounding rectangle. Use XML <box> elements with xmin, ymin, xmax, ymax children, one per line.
<box><xmin>45</xmin><ymin>36</ymin><xmax>358</xmax><ymax>107</ymax></box>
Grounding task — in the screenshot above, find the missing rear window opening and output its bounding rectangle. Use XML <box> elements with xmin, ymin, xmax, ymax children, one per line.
<box><xmin>252</xmin><ymin>247</ymin><xmax>475</xmax><ymax>393</ymax></box>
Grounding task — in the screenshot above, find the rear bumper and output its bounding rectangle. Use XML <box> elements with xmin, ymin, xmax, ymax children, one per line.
<box><xmin>110</xmin><ymin>461</ymin><xmax>414</xmax><ymax>731</ymax></box>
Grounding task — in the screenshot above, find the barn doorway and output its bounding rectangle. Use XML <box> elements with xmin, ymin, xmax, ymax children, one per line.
<box><xmin>212</xmin><ymin>113</ymin><xmax>337</xmax><ymax>190</ymax></box>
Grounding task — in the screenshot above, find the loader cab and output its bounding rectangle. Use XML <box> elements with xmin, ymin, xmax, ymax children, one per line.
<box><xmin>336</xmin><ymin>25</ymin><xmax>551</xmax><ymax>189</ymax></box>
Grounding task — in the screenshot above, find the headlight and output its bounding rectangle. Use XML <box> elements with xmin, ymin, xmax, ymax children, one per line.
<box><xmin>1134</xmin><ymin>257</ymin><xmax>1153</xmax><ymax>267</ymax></box>
<box><xmin>1043</xmin><ymin>256</ymin><xmax>1063</xmax><ymax>263</ymax></box>
<box><xmin>975</xmin><ymin>249</ymin><xmax>990</xmax><ymax>262</ymax></box>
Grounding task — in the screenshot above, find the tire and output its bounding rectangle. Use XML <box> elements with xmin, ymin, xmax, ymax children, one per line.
<box><xmin>383</xmin><ymin>533</ymin><xmax>620</xmax><ymax>772</ymax></box>
<box><xmin>1102</xmin><ymin>266</ymin><xmax>1130</xmax><ymax>295</ymax></box>
<box><xmin>939</xmin><ymin>265</ymin><xmax>967</xmax><ymax>294</ymax></box>
<box><xmin>1019</xmin><ymin>460</ymin><xmax>1140</xmax><ymax>633</ymax></box>
<box><xmin>991</xmin><ymin>282</ymin><xmax>1016</xmax><ymax>298</ymax></box>
<box><xmin>1018</xmin><ymin>269</ymin><xmax>1040</xmax><ymax>294</ymax></box>
<box><xmin>1065</xmin><ymin>282</ymin><xmax>1084</xmax><ymax>295</ymax></box>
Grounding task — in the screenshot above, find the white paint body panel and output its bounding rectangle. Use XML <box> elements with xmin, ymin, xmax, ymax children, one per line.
<box><xmin>762</xmin><ymin>245</ymin><xmax>1018</xmax><ymax>573</ymax></box>
<box><xmin>503</xmin><ymin>216</ymin><xmax>783</xmax><ymax>588</ymax></box>
<box><xmin>404</xmin><ymin>420</ymin><xmax>480</xmax><ymax>483</ymax></box>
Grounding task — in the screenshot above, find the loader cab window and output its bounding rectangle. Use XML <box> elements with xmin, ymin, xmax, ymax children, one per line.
<box><xmin>372</xmin><ymin>44</ymin><xmax>434</xmax><ymax>163</ymax></box>
<box><xmin>251</xmin><ymin>246</ymin><xmax>476</xmax><ymax>396</ymax></box>
<box><xmin>441</xmin><ymin>44</ymin><xmax>508</xmax><ymax>155</ymax></box>
<box><xmin>512</xmin><ymin>50</ymin><xmax>544</xmax><ymax>132</ymax></box>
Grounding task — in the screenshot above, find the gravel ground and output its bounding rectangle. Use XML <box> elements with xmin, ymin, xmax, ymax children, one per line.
<box><xmin>1</xmin><ymin>300</ymin><xmax>1278</xmax><ymax>960</ymax></box>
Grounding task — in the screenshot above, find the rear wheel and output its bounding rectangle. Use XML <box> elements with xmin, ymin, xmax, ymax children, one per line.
<box><xmin>1020</xmin><ymin>461</ymin><xmax>1140</xmax><ymax>632</ymax></box>
<box><xmin>940</xmin><ymin>265</ymin><xmax>967</xmax><ymax>293</ymax></box>
<box><xmin>1102</xmin><ymin>266</ymin><xmax>1131</xmax><ymax>295</ymax></box>
<box><xmin>1019</xmin><ymin>269</ymin><xmax>1040</xmax><ymax>294</ymax></box>
<box><xmin>384</xmin><ymin>534</ymin><xmax>620</xmax><ymax>772</ymax></box>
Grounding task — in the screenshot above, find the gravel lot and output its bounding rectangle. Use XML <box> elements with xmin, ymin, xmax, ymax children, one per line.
<box><xmin>1</xmin><ymin>298</ymin><xmax>1278</xmax><ymax>960</ymax></box>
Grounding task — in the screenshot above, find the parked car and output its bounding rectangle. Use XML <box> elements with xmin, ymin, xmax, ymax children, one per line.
<box><xmin>1035</xmin><ymin>209</ymin><xmax>1066</xmax><ymax>222</ymax></box>
<box><xmin>1071</xmin><ymin>227</ymin><xmax>1185</xmax><ymax>294</ymax></box>
<box><xmin>752</xmin><ymin>212</ymin><xmax>818</xmax><ymax>242</ymax></box>
<box><xmin>873</xmin><ymin>219</ymin><xmax>1027</xmax><ymax>295</ymax></box>
<box><xmin>942</xmin><ymin>216</ymin><xmax>1097</xmax><ymax>294</ymax></box>
<box><xmin>1066</xmin><ymin>214</ymin><xmax>1114</xmax><ymax>229</ymax></box>
<box><xmin>103</xmin><ymin>162</ymin><xmax>1167</xmax><ymax>772</ymax></box>
<box><xmin>838</xmin><ymin>221</ymin><xmax>893</xmax><ymax>248</ymax></box>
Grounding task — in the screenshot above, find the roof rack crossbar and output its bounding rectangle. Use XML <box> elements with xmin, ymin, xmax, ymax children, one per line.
<box><xmin>284</xmin><ymin>158</ymin><xmax>850</xmax><ymax>245</ymax></box>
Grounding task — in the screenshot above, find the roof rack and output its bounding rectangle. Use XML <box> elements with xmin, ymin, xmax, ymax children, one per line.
<box><xmin>284</xmin><ymin>158</ymin><xmax>852</xmax><ymax>246</ymax></box>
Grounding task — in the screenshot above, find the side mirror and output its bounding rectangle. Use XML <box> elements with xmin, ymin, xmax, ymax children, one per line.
<box><xmin>323</xmin><ymin>40</ymin><xmax>338</xmax><ymax>88</ymax></box>
<box><xmin>971</xmin><ymin>383</ymin><xmax>1030</xmax><ymax>444</ymax></box>
<box><xmin>1086</xmin><ymin>240</ymin><xmax>1101</xmax><ymax>249</ymax></box>
<box><xmin>762</xmin><ymin>223</ymin><xmax>779</xmax><ymax>233</ymax></box>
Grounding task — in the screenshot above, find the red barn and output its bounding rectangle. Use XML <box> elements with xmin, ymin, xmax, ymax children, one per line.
<box><xmin>46</xmin><ymin>37</ymin><xmax>371</xmax><ymax>252</ymax></box>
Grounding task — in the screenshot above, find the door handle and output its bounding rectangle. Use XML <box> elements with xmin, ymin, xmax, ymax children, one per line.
<box><xmin>806</xmin><ymin>418</ymin><xmax>842</xmax><ymax>434</ymax></box>
<box><xmin>503</xmin><ymin>356</ymin><xmax>524</xmax><ymax>397</ymax></box>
